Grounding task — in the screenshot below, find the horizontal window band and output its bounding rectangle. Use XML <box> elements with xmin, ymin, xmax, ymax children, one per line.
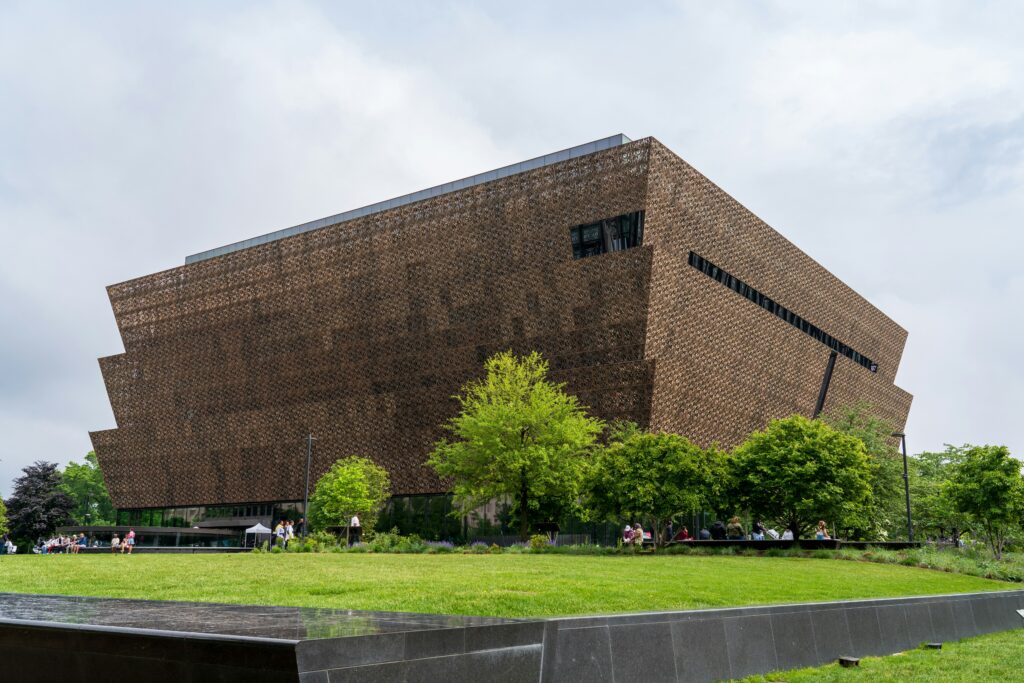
<box><xmin>688</xmin><ymin>251</ymin><xmax>878</xmax><ymax>373</ymax></box>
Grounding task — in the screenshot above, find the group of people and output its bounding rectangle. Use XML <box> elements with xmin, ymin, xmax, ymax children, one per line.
<box><xmin>621</xmin><ymin>523</ymin><xmax>647</xmax><ymax>547</ymax></box>
<box><xmin>1</xmin><ymin>534</ymin><xmax>15</xmax><ymax>554</ymax></box>
<box><xmin>272</xmin><ymin>518</ymin><xmax>304</xmax><ymax>548</ymax></box>
<box><xmin>668</xmin><ymin>518</ymin><xmax>833</xmax><ymax>542</ymax></box>
<box><xmin>269</xmin><ymin>516</ymin><xmax>362</xmax><ymax>548</ymax></box>
<box><xmin>33</xmin><ymin>533</ymin><xmax>89</xmax><ymax>554</ymax></box>
<box><xmin>110</xmin><ymin>528</ymin><xmax>137</xmax><ymax>554</ymax></box>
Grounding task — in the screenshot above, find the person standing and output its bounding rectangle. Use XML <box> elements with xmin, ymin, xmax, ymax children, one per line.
<box><xmin>349</xmin><ymin>514</ymin><xmax>361</xmax><ymax>546</ymax></box>
<box><xmin>274</xmin><ymin>520</ymin><xmax>286</xmax><ymax>548</ymax></box>
<box><xmin>285</xmin><ymin>521</ymin><xmax>294</xmax><ymax>549</ymax></box>
<box><xmin>125</xmin><ymin>528</ymin><xmax>136</xmax><ymax>554</ymax></box>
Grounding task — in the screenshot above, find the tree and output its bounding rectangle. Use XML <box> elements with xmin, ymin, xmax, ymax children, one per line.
<box><xmin>943</xmin><ymin>444</ymin><xmax>1024</xmax><ymax>559</ymax></box>
<box><xmin>308</xmin><ymin>456</ymin><xmax>391</xmax><ymax>543</ymax></box>
<box><xmin>0</xmin><ymin>497</ymin><xmax>8</xmax><ymax>536</ymax></box>
<box><xmin>428</xmin><ymin>351</ymin><xmax>604</xmax><ymax>540</ymax></box>
<box><xmin>823</xmin><ymin>403</ymin><xmax>905</xmax><ymax>539</ymax></box>
<box><xmin>60</xmin><ymin>451</ymin><xmax>116</xmax><ymax>526</ymax></box>
<box><xmin>730</xmin><ymin>415</ymin><xmax>874</xmax><ymax>538</ymax></box>
<box><xmin>587</xmin><ymin>425</ymin><xmax>729</xmax><ymax>546</ymax></box>
<box><xmin>909</xmin><ymin>447</ymin><xmax>970</xmax><ymax>542</ymax></box>
<box><xmin>6</xmin><ymin>461</ymin><xmax>74</xmax><ymax>542</ymax></box>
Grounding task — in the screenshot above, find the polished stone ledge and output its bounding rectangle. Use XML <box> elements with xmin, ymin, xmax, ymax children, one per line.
<box><xmin>543</xmin><ymin>589</ymin><xmax>1024</xmax><ymax>682</ymax></box>
<box><xmin>1</xmin><ymin>589</ymin><xmax>1022</xmax><ymax>682</ymax></box>
<box><xmin>0</xmin><ymin>592</ymin><xmax>543</xmax><ymax>683</ymax></box>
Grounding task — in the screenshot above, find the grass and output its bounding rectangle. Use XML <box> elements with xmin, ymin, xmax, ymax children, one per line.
<box><xmin>0</xmin><ymin>553</ymin><xmax>1013</xmax><ymax>618</ymax></box>
<box><xmin>739</xmin><ymin>628</ymin><xmax>1024</xmax><ymax>682</ymax></box>
<box><xmin>655</xmin><ymin>545</ymin><xmax>1024</xmax><ymax>583</ymax></box>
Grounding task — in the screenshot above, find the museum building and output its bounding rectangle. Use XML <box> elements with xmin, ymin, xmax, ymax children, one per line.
<box><xmin>90</xmin><ymin>134</ymin><xmax>912</xmax><ymax>532</ymax></box>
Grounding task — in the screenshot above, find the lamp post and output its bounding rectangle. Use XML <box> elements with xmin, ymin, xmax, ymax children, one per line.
<box><xmin>302</xmin><ymin>434</ymin><xmax>315</xmax><ymax>540</ymax></box>
<box><xmin>892</xmin><ymin>431</ymin><xmax>913</xmax><ymax>543</ymax></box>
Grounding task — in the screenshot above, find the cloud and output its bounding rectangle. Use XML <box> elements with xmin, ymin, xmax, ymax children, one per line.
<box><xmin>0</xmin><ymin>1</ymin><xmax>507</xmax><ymax>494</ymax></box>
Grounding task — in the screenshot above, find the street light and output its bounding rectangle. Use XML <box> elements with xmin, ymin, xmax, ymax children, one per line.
<box><xmin>302</xmin><ymin>434</ymin><xmax>316</xmax><ymax>540</ymax></box>
<box><xmin>892</xmin><ymin>431</ymin><xmax>914</xmax><ymax>543</ymax></box>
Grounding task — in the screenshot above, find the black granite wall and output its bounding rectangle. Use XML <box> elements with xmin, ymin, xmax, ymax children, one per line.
<box><xmin>1</xmin><ymin>590</ymin><xmax>1021</xmax><ymax>682</ymax></box>
<box><xmin>540</xmin><ymin>590</ymin><xmax>1024</xmax><ymax>682</ymax></box>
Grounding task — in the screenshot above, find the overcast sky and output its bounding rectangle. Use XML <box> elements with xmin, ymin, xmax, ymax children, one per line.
<box><xmin>1</xmin><ymin>1</ymin><xmax>1022</xmax><ymax>496</ymax></box>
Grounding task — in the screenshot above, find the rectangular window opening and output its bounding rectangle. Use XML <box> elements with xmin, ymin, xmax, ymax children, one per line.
<box><xmin>688</xmin><ymin>251</ymin><xmax>878</xmax><ymax>373</ymax></box>
<box><xmin>570</xmin><ymin>211</ymin><xmax>644</xmax><ymax>260</ymax></box>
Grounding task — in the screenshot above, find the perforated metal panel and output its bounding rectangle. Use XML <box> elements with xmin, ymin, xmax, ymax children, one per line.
<box><xmin>91</xmin><ymin>137</ymin><xmax>911</xmax><ymax>510</ymax></box>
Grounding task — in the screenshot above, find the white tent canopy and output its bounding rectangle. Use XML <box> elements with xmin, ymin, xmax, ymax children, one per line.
<box><xmin>245</xmin><ymin>523</ymin><xmax>271</xmax><ymax>535</ymax></box>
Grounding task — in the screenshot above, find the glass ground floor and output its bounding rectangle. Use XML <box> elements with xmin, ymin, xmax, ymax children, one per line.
<box><xmin>112</xmin><ymin>495</ymin><xmax>713</xmax><ymax>546</ymax></box>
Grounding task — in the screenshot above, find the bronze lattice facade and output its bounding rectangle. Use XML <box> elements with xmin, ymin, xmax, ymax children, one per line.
<box><xmin>90</xmin><ymin>136</ymin><xmax>912</xmax><ymax>511</ymax></box>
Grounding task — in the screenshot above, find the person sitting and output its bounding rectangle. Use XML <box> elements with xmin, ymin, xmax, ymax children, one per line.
<box><xmin>815</xmin><ymin>520</ymin><xmax>830</xmax><ymax>540</ymax></box>
<box><xmin>726</xmin><ymin>516</ymin><xmax>745</xmax><ymax>540</ymax></box>
<box><xmin>698</xmin><ymin>527</ymin><xmax>711</xmax><ymax>540</ymax></box>
<box><xmin>622</xmin><ymin>524</ymin><xmax>634</xmax><ymax>545</ymax></box>
<box><xmin>110</xmin><ymin>534</ymin><xmax>121</xmax><ymax>554</ymax></box>
<box><xmin>780</xmin><ymin>528</ymin><xmax>794</xmax><ymax>540</ymax></box>
<box><xmin>632</xmin><ymin>523</ymin><xmax>645</xmax><ymax>548</ymax></box>
<box><xmin>672</xmin><ymin>526</ymin><xmax>691</xmax><ymax>542</ymax></box>
<box><xmin>751</xmin><ymin>520</ymin><xmax>766</xmax><ymax>541</ymax></box>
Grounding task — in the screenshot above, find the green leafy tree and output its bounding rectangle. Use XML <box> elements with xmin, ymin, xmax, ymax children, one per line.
<box><xmin>587</xmin><ymin>425</ymin><xmax>729</xmax><ymax>546</ymax></box>
<box><xmin>60</xmin><ymin>451</ymin><xmax>116</xmax><ymax>525</ymax></box>
<box><xmin>0</xmin><ymin>497</ymin><xmax>8</xmax><ymax>536</ymax></box>
<box><xmin>428</xmin><ymin>351</ymin><xmax>604</xmax><ymax>540</ymax></box>
<box><xmin>309</xmin><ymin>456</ymin><xmax>391</xmax><ymax>543</ymax></box>
<box><xmin>823</xmin><ymin>403</ymin><xmax>905</xmax><ymax>539</ymax></box>
<box><xmin>6</xmin><ymin>461</ymin><xmax>74</xmax><ymax>542</ymax></box>
<box><xmin>943</xmin><ymin>444</ymin><xmax>1024</xmax><ymax>559</ymax></box>
<box><xmin>909</xmin><ymin>447</ymin><xmax>970</xmax><ymax>542</ymax></box>
<box><xmin>730</xmin><ymin>415</ymin><xmax>874</xmax><ymax>539</ymax></box>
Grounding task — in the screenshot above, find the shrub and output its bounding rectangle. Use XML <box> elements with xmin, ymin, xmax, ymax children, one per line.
<box><xmin>424</xmin><ymin>541</ymin><xmax>455</xmax><ymax>554</ymax></box>
<box><xmin>529</xmin><ymin>534</ymin><xmax>553</xmax><ymax>552</ymax></box>
<box><xmin>367</xmin><ymin>529</ymin><xmax>403</xmax><ymax>553</ymax></box>
<box><xmin>308</xmin><ymin>530</ymin><xmax>339</xmax><ymax>552</ymax></box>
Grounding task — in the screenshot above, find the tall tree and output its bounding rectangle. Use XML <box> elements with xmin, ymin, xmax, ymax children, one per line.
<box><xmin>909</xmin><ymin>447</ymin><xmax>970</xmax><ymax>541</ymax></box>
<box><xmin>730</xmin><ymin>415</ymin><xmax>874</xmax><ymax>538</ymax></box>
<box><xmin>943</xmin><ymin>444</ymin><xmax>1024</xmax><ymax>559</ymax></box>
<box><xmin>823</xmin><ymin>403</ymin><xmax>905</xmax><ymax>538</ymax></box>
<box><xmin>60</xmin><ymin>451</ymin><xmax>116</xmax><ymax>525</ymax></box>
<box><xmin>309</xmin><ymin>456</ymin><xmax>391</xmax><ymax>543</ymax></box>
<box><xmin>428</xmin><ymin>351</ymin><xmax>604</xmax><ymax>540</ymax></box>
<box><xmin>587</xmin><ymin>425</ymin><xmax>729</xmax><ymax>546</ymax></box>
<box><xmin>6</xmin><ymin>461</ymin><xmax>74</xmax><ymax>542</ymax></box>
<box><xmin>0</xmin><ymin>497</ymin><xmax>8</xmax><ymax>536</ymax></box>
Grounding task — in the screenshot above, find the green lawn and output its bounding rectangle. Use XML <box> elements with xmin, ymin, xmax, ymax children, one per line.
<box><xmin>740</xmin><ymin>628</ymin><xmax>1024</xmax><ymax>682</ymax></box>
<box><xmin>0</xmin><ymin>554</ymin><xmax>1013</xmax><ymax>617</ymax></box>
